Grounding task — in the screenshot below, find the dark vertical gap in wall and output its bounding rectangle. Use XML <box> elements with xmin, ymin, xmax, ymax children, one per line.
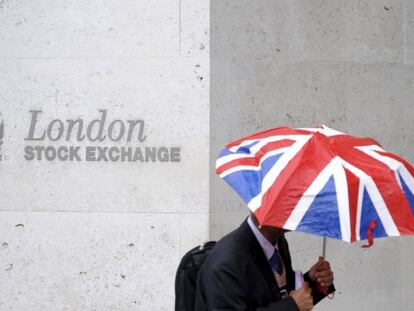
<box><xmin>209</xmin><ymin>0</ymin><xmax>216</xmax><ymax>240</ymax></box>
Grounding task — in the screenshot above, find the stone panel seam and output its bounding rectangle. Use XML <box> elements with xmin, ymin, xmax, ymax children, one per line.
<box><xmin>0</xmin><ymin>210</ymin><xmax>208</xmax><ymax>215</ymax></box>
<box><xmin>179</xmin><ymin>0</ymin><xmax>182</xmax><ymax>56</ymax></box>
<box><xmin>225</xmin><ymin>56</ymin><xmax>405</xmax><ymax>66</ymax></box>
<box><xmin>0</xmin><ymin>56</ymin><xmax>208</xmax><ymax>60</ymax></box>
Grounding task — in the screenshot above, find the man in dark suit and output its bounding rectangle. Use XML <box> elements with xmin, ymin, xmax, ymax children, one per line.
<box><xmin>194</xmin><ymin>214</ymin><xmax>335</xmax><ymax>311</ymax></box>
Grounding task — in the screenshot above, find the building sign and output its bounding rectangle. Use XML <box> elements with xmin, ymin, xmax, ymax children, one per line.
<box><xmin>20</xmin><ymin>110</ymin><xmax>181</xmax><ymax>163</ymax></box>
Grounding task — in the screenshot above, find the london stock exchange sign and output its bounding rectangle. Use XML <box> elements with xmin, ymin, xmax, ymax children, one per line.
<box><xmin>22</xmin><ymin>110</ymin><xmax>181</xmax><ymax>163</ymax></box>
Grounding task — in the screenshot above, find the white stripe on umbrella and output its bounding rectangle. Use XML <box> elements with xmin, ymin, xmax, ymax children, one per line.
<box><xmin>355</xmin><ymin>177</ymin><xmax>365</xmax><ymax>241</ymax></box>
<box><xmin>218</xmin><ymin>148</ymin><xmax>290</xmax><ymax>178</ymax></box>
<box><xmin>333</xmin><ymin>159</ymin><xmax>352</xmax><ymax>242</ymax></box>
<box><xmin>216</xmin><ymin>135</ymin><xmax>305</xmax><ymax>169</ymax></box>
<box><xmin>400</xmin><ymin>167</ymin><xmax>414</xmax><ymax>197</ymax></box>
<box><xmin>228</xmin><ymin>134</ymin><xmax>310</xmax><ymax>153</ymax></box>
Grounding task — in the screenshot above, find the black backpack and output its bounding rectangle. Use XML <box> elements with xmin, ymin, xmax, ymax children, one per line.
<box><xmin>175</xmin><ymin>241</ymin><xmax>216</xmax><ymax>311</ymax></box>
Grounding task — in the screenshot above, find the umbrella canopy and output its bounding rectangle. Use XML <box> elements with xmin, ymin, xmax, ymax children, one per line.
<box><xmin>216</xmin><ymin>125</ymin><xmax>414</xmax><ymax>244</ymax></box>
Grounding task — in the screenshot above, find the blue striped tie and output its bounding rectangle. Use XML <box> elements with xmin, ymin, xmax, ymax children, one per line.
<box><xmin>269</xmin><ymin>248</ymin><xmax>283</xmax><ymax>275</ymax></box>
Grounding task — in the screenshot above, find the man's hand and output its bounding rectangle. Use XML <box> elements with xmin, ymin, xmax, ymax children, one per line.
<box><xmin>309</xmin><ymin>257</ymin><xmax>334</xmax><ymax>287</ymax></box>
<box><xmin>290</xmin><ymin>282</ymin><xmax>313</xmax><ymax>311</ymax></box>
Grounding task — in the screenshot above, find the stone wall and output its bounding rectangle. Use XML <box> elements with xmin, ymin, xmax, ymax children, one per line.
<box><xmin>211</xmin><ymin>1</ymin><xmax>414</xmax><ymax>310</ymax></box>
<box><xmin>0</xmin><ymin>1</ymin><xmax>209</xmax><ymax>310</ymax></box>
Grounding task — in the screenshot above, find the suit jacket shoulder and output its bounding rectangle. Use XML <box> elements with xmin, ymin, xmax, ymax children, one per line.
<box><xmin>194</xmin><ymin>219</ymin><xmax>300</xmax><ymax>311</ymax></box>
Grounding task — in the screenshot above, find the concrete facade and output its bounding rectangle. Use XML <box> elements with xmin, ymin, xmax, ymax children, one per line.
<box><xmin>0</xmin><ymin>0</ymin><xmax>413</xmax><ymax>310</ymax></box>
<box><xmin>0</xmin><ymin>1</ymin><xmax>209</xmax><ymax>310</ymax></box>
<box><xmin>211</xmin><ymin>1</ymin><xmax>414</xmax><ymax>310</ymax></box>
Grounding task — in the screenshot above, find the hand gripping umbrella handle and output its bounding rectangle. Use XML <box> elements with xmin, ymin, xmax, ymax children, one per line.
<box><xmin>318</xmin><ymin>237</ymin><xmax>334</xmax><ymax>299</ymax></box>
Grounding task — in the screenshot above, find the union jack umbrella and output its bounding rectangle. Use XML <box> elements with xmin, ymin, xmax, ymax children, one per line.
<box><xmin>215</xmin><ymin>125</ymin><xmax>414</xmax><ymax>248</ymax></box>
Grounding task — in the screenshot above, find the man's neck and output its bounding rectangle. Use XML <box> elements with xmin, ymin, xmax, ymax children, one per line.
<box><xmin>250</xmin><ymin>214</ymin><xmax>284</xmax><ymax>245</ymax></box>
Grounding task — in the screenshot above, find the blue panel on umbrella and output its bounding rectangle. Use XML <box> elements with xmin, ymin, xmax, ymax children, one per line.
<box><xmin>223</xmin><ymin>152</ymin><xmax>283</xmax><ymax>204</ymax></box>
<box><xmin>218</xmin><ymin>141</ymin><xmax>260</xmax><ymax>158</ymax></box>
<box><xmin>297</xmin><ymin>176</ymin><xmax>342</xmax><ymax>240</ymax></box>
<box><xmin>399</xmin><ymin>173</ymin><xmax>414</xmax><ymax>215</ymax></box>
<box><xmin>359</xmin><ymin>188</ymin><xmax>387</xmax><ymax>239</ymax></box>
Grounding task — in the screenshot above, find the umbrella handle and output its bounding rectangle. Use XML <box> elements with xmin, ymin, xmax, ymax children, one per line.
<box><xmin>318</xmin><ymin>237</ymin><xmax>334</xmax><ymax>299</ymax></box>
<box><xmin>322</xmin><ymin>237</ymin><xmax>326</xmax><ymax>258</ymax></box>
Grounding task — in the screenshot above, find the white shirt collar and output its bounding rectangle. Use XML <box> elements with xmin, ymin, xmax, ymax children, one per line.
<box><xmin>247</xmin><ymin>215</ymin><xmax>278</xmax><ymax>260</ymax></box>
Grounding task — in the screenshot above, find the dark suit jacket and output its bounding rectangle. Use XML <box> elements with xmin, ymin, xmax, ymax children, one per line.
<box><xmin>194</xmin><ymin>220</ymin><xmax>334</xmax><ymax>311</ymax></box>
